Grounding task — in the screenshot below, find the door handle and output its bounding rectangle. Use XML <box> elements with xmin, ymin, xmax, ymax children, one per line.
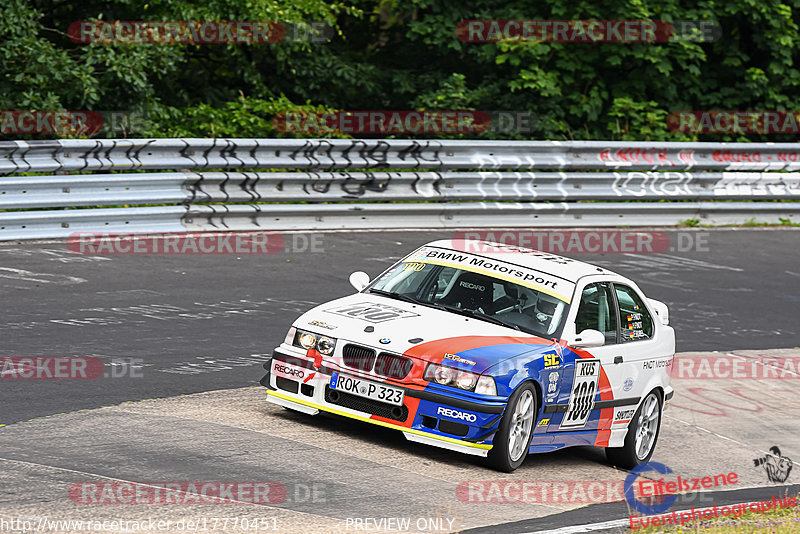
<box><xmin>614</xmin><ymin>356</ymin><xmax>624</xmax><ymax>364</ymax></box>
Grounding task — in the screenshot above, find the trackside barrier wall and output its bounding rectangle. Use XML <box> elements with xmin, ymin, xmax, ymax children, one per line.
<box><xmin>1</xmin><ymin>139</ymin><xmax>799</xmax><ymax>240</ymax></box>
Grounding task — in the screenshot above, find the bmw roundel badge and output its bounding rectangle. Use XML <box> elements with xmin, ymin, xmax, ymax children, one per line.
<box><xmin>379</xmin><ymin>338</ymin><xmax>391</xmax><ymax>344</ymax></box>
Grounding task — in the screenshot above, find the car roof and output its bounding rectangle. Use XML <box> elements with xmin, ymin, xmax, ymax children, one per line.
<box><xmin>422</xmin><ymin>239</ymin><xmax>619</xmax><ymax>283</ymax></box>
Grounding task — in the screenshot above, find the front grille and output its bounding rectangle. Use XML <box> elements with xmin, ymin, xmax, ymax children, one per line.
<box><xmin>374</xmin><ymin>352</ymin><xmax>413</xmax><ymax>379</ymax></box>
<box><xmin>342</xmin><ymin>344</ymin><xmax>376</xmax><ymax>372</ymax></box>
<box><xmin>324</xmin><ymin>385</ymin><xmax>408</xmax><ymax>422</ymax></box>
<box><xmin>438</xmin><ymin>419</ymin><xmax>469</xmax><ymax>437</ymax></box>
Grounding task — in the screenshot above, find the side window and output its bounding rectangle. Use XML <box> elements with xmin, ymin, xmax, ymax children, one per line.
<box><xmin>574</xmin><ymin>283</ymin><xmax>617</xmax><ymax>344</ymax></box>
<box><xmin>614</xmin><ymin>284</ymin><xmax>654</xmax><ymax>342</ymax></box>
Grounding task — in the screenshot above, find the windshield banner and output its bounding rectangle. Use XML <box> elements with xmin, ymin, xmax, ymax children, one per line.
<box><xmin>404</xmin><ymin>246</ymin><xmax>574</xmax><ymax>303</ymax></box>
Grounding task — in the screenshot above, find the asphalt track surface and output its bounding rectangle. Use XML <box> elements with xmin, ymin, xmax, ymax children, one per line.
<box><xmin>1</xmin><ymin>228</ymin><xmax>800</xmax><ymax>532</ymax></box>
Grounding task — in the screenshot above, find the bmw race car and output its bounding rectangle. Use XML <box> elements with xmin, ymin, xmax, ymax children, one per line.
<box><xmin>260</xmin><ymin>240</ymin><xmax>675</xmax><ymax>472</ymax></box>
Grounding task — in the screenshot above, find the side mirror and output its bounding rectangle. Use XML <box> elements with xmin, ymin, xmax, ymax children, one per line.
<box><xmin>648</xmin><ymin>298</ymin><xmax>670</xmax><ymax>325</ymax></box>
<box><xmin>565</xmin><ymin>329</ymin><xmax>605</xmax><ymax>348</ymax></box>
<box><xmin>348</xmin><ymin>271</ymin><xmax>370</xmax><ymax>292</ymax></box>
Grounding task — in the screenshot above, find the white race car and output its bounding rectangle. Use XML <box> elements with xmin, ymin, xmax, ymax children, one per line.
<box><xmin>261</xmin><ymin>240</ymin><xmax>675</xmax><ymax>471</ymax></box>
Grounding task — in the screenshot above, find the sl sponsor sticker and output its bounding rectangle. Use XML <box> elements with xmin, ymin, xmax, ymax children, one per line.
<box><xmin>544</xmin><ymin>353</ymin><xmax>560</xmax><ymax>368</ymax></box>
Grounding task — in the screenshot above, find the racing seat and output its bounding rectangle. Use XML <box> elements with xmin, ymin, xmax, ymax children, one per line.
<box><xmin>438</xmin><ymin>272</ymin><xmax>495</xmax><ymax>313</ymax></box>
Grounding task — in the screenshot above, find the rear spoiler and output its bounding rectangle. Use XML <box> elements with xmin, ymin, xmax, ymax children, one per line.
<box><xmin>648</xmin><ymin>299</ymin><xmax>669</xmax><ymax>326</ymax></box>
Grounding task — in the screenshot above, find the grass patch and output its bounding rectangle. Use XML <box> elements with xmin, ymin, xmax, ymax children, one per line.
<box><xmin>675</xmin><ymin>217</ymin><xmax>800</xmax><ymax>228</ymax></box>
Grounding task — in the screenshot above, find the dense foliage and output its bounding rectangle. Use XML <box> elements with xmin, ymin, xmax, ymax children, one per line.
<box><xmin>2</xmin><ymin>0</ymin><xmax>799</xmax><ymax>140</ymax></box>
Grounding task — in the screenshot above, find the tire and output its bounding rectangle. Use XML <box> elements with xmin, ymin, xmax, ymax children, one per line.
<box><xmin>606</xmin><ymin>390</ymin><xmax>662</xmax><ymax>469</ymax></box>
<box><xmin>486</xmin><ymin>383</ymin><xmax>537</xmax><ymax>472</ymax></box>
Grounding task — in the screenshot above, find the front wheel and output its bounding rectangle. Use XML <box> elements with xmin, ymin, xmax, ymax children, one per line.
<box><xmin>486</xmin><ymin>383</ymin><xmax>537</xmax><ymax>472</ymax></box>
<box><xmin>606</xmin><ymin>390</ymin><xmax>662</xmax><ymax>469</ymax></box>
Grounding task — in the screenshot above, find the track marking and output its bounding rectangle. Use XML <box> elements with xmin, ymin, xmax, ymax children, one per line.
<box><xmin>527</xmin><ymin>517</ymin><xmax>628</xmax><ymax>533</ymax></box>
<box><xmin>0</xmin><ymin>267</ymin><xmax>86</xmax><ymax>284</ymax></box>
<box><xmin>664</xmin><ymin>413</ymin><xmax>780</xmax><ymax>460</ymax></box>
<box><xmin>621</xmin><ymin>253</ymin><xmax>744</xmax><ymax>272</ymax></box>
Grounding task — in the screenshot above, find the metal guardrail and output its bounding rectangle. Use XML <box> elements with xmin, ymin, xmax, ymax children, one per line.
<box><xmin>1</xmin><ymin>139</ymin><xmax>799</xmax><ymax>240</ymax></box>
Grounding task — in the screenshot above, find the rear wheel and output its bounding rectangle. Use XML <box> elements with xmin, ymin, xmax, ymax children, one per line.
<box><xmin>606</xmin><ymin>390</ymin><xmax>662</xmax><ymax>469</ymax></box>
<box><xmin>486</xmin><ymin>383</ymin><xmax>537</xmax><ymax>472</ymax></box>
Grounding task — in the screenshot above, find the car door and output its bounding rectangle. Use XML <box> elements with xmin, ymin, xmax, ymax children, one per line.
<box><xmin>609</xmin><ymin>282</ymin><xmax>672</xmax><ymax>404</ymax></box>
<box><xmin>554</xmin><ymin>280</ymin><xmax>637</xmax><ymax>434</ymax></box>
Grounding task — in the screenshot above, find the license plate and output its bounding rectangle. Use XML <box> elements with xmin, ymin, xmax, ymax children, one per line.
<box><xmin>330</xmin><ymin>372</ymin><xmax>404</xmax><ymax>406</ymax></box>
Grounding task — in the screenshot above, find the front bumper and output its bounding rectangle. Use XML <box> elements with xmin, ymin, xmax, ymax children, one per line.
<box><xmin>261</xmin><ymin>350</ymin><xmax>506</xmax><ymax>457</ymax></box>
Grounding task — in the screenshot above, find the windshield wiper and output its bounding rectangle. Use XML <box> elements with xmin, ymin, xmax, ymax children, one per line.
<box><xmin>472</xmin><ymin>310</ymin><xmax>522</xmax><ymax>331</ymax></box>
<box><xmin>368</xmin><ymin>288</ymin><xmax>424</xmax><ymax>305</ymax></box>
<box><xmin>368</xmin><ymin>291</ymin><xmax>522</xmax><ymax>332</ymax></box>
<box><xmin>437</xmin><ymin>304</ymin><xmax>521</xmax><ymax>331</ymax></box>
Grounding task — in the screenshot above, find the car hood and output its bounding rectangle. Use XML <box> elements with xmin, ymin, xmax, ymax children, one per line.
<box><xmin>293</xmin><ymin>292</ymin><xmax>559</xmax><ymax>374</ymax></box>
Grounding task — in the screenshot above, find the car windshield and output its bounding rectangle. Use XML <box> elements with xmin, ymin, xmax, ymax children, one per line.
<box><xmin>369</xmin><ymin>260</ymin><xmax>568</xmax><ymax>338</ymax></box>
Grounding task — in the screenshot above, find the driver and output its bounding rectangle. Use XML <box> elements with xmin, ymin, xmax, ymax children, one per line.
<box><xmin>533</xmin><ymin>294</ymin><xmax>559</xmax><ymax>326</ymax></box>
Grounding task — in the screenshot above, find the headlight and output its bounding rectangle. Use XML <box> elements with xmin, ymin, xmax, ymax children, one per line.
<box><xmin>297</xmin><ymin>332</ymin><xmax>317</xmax><ymax>350</ymax></box>
<box><xmin>433</xmin><ymin>365</ymin><xmax>458</xmax><ymax>385</ymax></box>
<box><xmin>317</xmin><ymin>336</ymin><xmax>336</xmax><ymax>355</ymax></box>
<box><xmin>424</xmin><ymin>363</ymin><xmax>488</xmax><ymax>393</ymax></box>
<box><xmin>456</xmin><ymin>371</ymin><xmax>478</xmax><ymax>390</ymax></box>
<box><xmin>293</xmin><ymin>330</ymin><xmax>337</xmax><ymax>355</ymax></box>
<box><xmin>474</xmin><ymin>375</ymin><xmax>497</xmax><ymax>396</ymax></box>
